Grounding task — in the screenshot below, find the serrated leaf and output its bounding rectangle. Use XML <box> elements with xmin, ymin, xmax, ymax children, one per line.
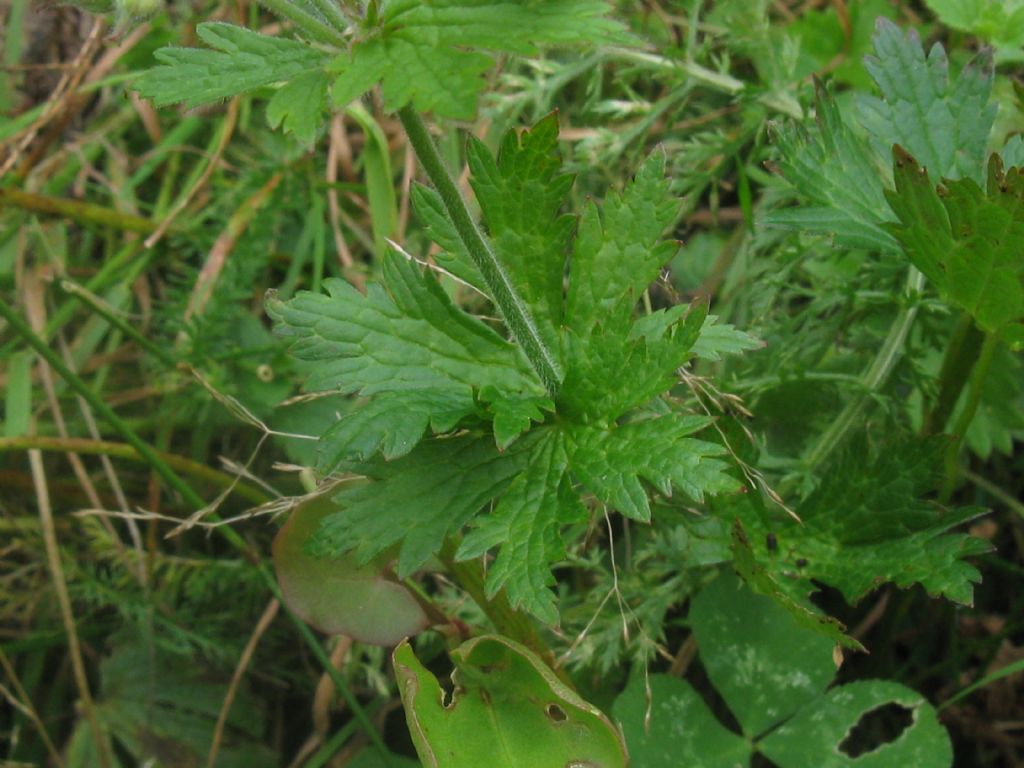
<box><xmin>566</xmin><ymin>152</ymin><xmax>679</xmax><ymax>337</ymax></box>
<box><xmin>266</xmin><ymin>70</ymin><xmax>328</xmax><ymax>146</ymax></box>
<box><xmin>692</xmin><ymin>315</ymin><xmax>765</xmax><ymax>361</ymax></box>
<box><xmin>923</xmin><ymin>0</ymin><xmax>1024</xmax><ymax>62</ymax></box>
<box><xmin>559</xmin><ymin>300</ymin><xmax>707</xmax><ymax>421</ymax></box>
<box><xmin>480</xmin><ymin>386</ymin><xmax>554</xmax><ymax>450</ymax></box>
<box><xmin>458</xmin><ymin>429</ymin><xmax>584</xmax><ymax>623</ymax></box>
<box><xmin>135</xmin><ymin>23</ymin><xmax>327</xmax><ymax>108</ymax></box>
<box><xmin>411</xmin><ymin>184</ymin><xmax>483</xmax><ymax>290</ymax></box>
<box><xmin>330</xmin><ymin>0</ymin><xmax>625</xmax><ymax>119</ymax></box>
<box><xmin>759</xmin><ymin>681</ymin><xmax>952</xmax><ymax>767</ymax></box>
<box><xmin>273</xmin><ymin>496</ymin><xmax>429</xmax><ymax>645</ymax></box>
<box><xmin>729</xmin><ymin>438</ymin><xmax>990</xmax><ymax>607</ymax></box>
<box><xmin>267</xmin><ymin>250</ymin><xmax>541</xmax><ymax>397</ymax></box>
<box><xmin>612</xmin><ymin>673</ymin><xmax>749</xmax><ymax>768</ymax></box>
<box><xmin>568</xmin><ymin>414</ymin><xmax>737</xmax><ymax>522</ymax></box>
<box><xmin>320</xmin><ymin>435</ymin><xmax>531</xmax><ymax>577</ymax></box>
<box><xmin>394</xmin><ymin>635</ymin><xmax>627</xmax><ymax>768</ymax></box>
<box><xmin>467</xmin><ymin>113</ymin><xmax>575</xmax><ymax>349</ymax></box>
<box><xmin>690</xmin><ymin>569</ymin><xmax>837</xmax><ymax>737</ymax></box>
<box><xmin>857</xmin><ymin>18</ymin><xmax>995</xmax><ymax>185</ymax></box>
<box><xmin>887</xmin><ymin>148</ymin><xmax>1024</xmax><ymax>336</ymax></box>
<box><xmin>317</xmin><ymin>390</ymin><xmax>476</xmax><ymax>470</ymax></box>
<box><xmin>768</xmin><ymin>85</ymin><xmax>898</xmax><ymax>252</ymax></box>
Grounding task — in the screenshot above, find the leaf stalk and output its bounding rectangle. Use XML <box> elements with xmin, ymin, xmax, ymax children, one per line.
<box><xmin>397</xmin><ymin>105</ymin><xmax>562</xmax><ymax>395</ymax></box>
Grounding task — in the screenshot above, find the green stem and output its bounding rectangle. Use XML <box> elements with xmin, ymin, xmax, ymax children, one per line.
<box><xmin>439</xmin><ymin>538</ymin><xmax>569</xmax><ymax>685</ymax></box>
<box><xmin>397</xmin><ymin>105</ymin><xmax>562</xmax><ymax>395</ymax></box>
<box><xmin>0</xmin><ymin>301</ymin><xmax>394</xmax><ymax>765</ymax></box>
<box><xmin>803</xmin><ymin>268</ymin><xmax>925</xmax><ymax>471</ymax></box>
<box><xmin>941</xmin><ymin>330</ymin><xmax>1000</xmax><ymax>502</ymax></box>
<box><xmin>0</xmin><ymin>436</ymin><xmax>269</xmax><ymax>505</ymax></box>
<box><xmin>922</xmin><ymin>312</ymin><xmax>983</xmax><ymax>436</ymax></box>
<box><xmin>0</xmin><ymin>186</ymin><xmax>158</xmax><ymax>233</ymax></box>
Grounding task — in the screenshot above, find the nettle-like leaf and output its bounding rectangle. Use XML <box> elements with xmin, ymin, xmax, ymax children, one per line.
<box><xmin>770</xmin><ymin>18</ymin><xmax>995</xmax><ymax>248</ymax></box>
<box><xmin>331</xmin><ymin>0</ymin><xmax>626</xmax><ymax>119</ymax></box>
<box><xmin>613</xmin><ymin>571</ymin><xmax>953</xmax><ymax>767</ymax></box>
<box><xmin>727</xmin><ymin>438</ymin><xmax>990</xmax><ymax>608</ymax></box>
<box><xmin>134</xmin><ymin>23</ymin><xmax>328</xmax><ymax>109</ymax></box>
<box><xmin>272</xmin><ymin>120</ymin><xmax>753</xmax><ymax>621</ymax></box>
<box><xmin>887</xmin><ymin>148</ymin><xmax>1024</xmax><ymax>342</ymax></box>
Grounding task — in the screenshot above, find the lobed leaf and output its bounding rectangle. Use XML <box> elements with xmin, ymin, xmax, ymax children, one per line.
<box><xmin>887</xmin><ymin>148</ymin><xmax>1024</xmax><ymax>336</ymax></box>
<box><xmin>135</xmin><ymin>23</ymin><xmax>327</xmax><ymax>108</ymax></box>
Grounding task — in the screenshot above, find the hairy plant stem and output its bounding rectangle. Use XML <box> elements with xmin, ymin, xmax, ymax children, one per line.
<box><xmin>0</xmin><ymin>301</ymin><xmax>395</xmax><ymax>766</ymax></box>
<box><xmin>397</xmin><ymin>105</ymin><xmax>562</xmax><ymax>395</ymax></box>
<box><xmin>439</xmin><ymin>538</ymin><xmax>571</xmax><ymax>686</ymax></box>
<box><xmin>922</xmin><ymin>312</ymin><xmax>984</xmax><ymax>436</ymax></box>
<box><xmin>941</xmin><ymin>330</ymin><xmax>1000</xmax><ymax>502</ymax></box>
<box><xmin>803</xmin><ymin>267</ymin><xmax>926</xmax><ymax>471</ymax></box>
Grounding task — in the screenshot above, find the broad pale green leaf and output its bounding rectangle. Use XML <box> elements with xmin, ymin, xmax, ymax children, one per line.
<box><xmin>467</xmin><ymin>113</ymin><xmax>575</xmax><ymax>349</ymax></box>
<box><xmin>321</xmin><ymin>435</ymin><xmax>531</xmax><ymax>577</ymax></box>
<box><xmin>612</xmin><ymin>673</ymin><xmax>750</xmax><ymax>768</ymax></box>
<box><xmin>458</xmin><ymin>429</ymin><xmax>584</xmax><ymax>623</ymax></box>
<box><xmin>857</xmin><ymin>18</ymin><xmax>994</xmax><ymax>184</ymax></box>
<box><xmin>689</xmin><ymin>569</ymin><xmax>836</xmax><ymax>737</ymax></box>
<box><xmin>768</xmin><ymin>86</ymin><xmax>898</xmax><ymax>252</ymax></box>
<box><xmin>887</xmin><ymin>148</ymin><xmax>1024</xmax><ymax>337</ymax></box>
<box><xmin>267</xmin><ymin>250</ymin><xmax>541</xmax><ymax>397</ymax></box>
<box><xmin>135</xmin><ymin>23</ymin><xmax>327</xmax><ymax>108</ymax></box>
<box><xmin>266</xmin><ymin>70</ymin><xmax>328</xmax><ymax>146</ymax></box>
<box><xmin>394</xmin><ymin>635</ymin><xmax>627</xmax><ymax>768</ymax></box>
<box><xmin>568</xmin><ymin>414</ymin><xmax>738</xmax><ymax>521</ymax></box>
<box><xmin>272</xmin><ymin>496</ymin><xmax>429</xmax><ymax>645</ymax></box>
<box><xmin>331</xmin><ymin>0</ymin><xmax>625</xmax><ymax>119</ymax></box>
<box><xmin>317</xmin><ymin>390</ymin><xmax>476</xmax><ymax>470</ymax></box>
<box><xmin>759</xmin><ymin>680</ymin><xmax>952</xmax><ymax>767</ymax></box>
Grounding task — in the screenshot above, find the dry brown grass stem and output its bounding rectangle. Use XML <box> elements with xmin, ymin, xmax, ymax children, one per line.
<box><xmin>29</xmin><ymin>448</ymin><xmax>111</xmax><ymax>768</ymax></box>
<box><xmin>206</xmin><ymin>598</ymin><xmax>281</xmax><ymax>768</ymax></box>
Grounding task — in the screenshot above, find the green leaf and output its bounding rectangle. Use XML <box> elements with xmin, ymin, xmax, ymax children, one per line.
<box><xmin>612</xmin><ymin>673</ymin><xmax>749</xmax><ymax>768</ymax></box>
<box><xmin>857</xmin><ymin>18</ymin><xmax>995</xmax><ymax>185</ymax></box>
<box><xmin>321</xmin><ymin>435</ymin><xmax>530</xmax><ymax>577</ymax></box>
<box><xmin>331</xmin><ymin>0</ymin><xmax>625</xmax><ymax>119</ymax></box>
<box><xmin>272</xmin><ymin>496</ymin><xmax>429</xmax><ymax>645</ymax></box>
<box><xmin>559</xmin><ymin>300</ymin><xmax>707</xmax><ymax>421</ymax></box>
<box><xmin>135</xmin><ymin>23</ymin><xmax>327</xmax><ymax>108</ymax></box>
<box><xmin>458</xmin><ymin>429</ymin><xmax>584</xmax><ymax>623</ymax></box>
<box><xmin>887</xmin><ymin>148</ymin><xmax>1024</xmax><ymax>336</ymax></box>
<box><xmin>923</xmin><ymin>0</ymin><xmax>1024</xmax><ymax>62</ymax></box>
<box><xmin>566</xmin><ymin>152</ymin><xmax>679</xmax><ymax>337</ymax></box>
<box><xmin>759</xmin><ymin>680</ymin><xmax>952</xmax><ymax>767</ymax></box>
<box><xmin>568</xmin><ymin>414</ymin><xmax>738</xmax><ymax>522</ymax></box>
<box><xmin>266</xmin><ymin>70</ymin><xmax>328</xmax><ymax>146</ymax></box>
<box><xmin>768</xmin><ymin>84</ymin><xmax>898</xmax><ymax>252</ymax></box>
<box><xmin>467</xmin><ymin>113</ymin><xmax>575</xmax><ymax>348</ymax></box>
<box><xmin>268</xmin><ymin>249</ymin><xmax>540</xmax><ymax>398</ymax></box>
<box><xmin>480</xmin><ymin>386</ymin><xmax>554</xmax><ymax>450</ymax></box>
<box><xmin>729</xmin><ymin>438</ymin><xmax>990</xmax><ymax>607</ymax></box>
<box><xmin>317</xmin><ymin>390</ymin><xmax>475</xmax><ymax>469</ymax></box>
<box><xmin>1002</xmin><ymin>135</ymin><xmax>1024</xmax><ymax>168</ymax></box>
<box><xmin>394</xmin><ymin>635</ymin><xmax>627</xmax><ymax>768</ymax></box>
<box><xmin>692</xmin><ymin>315</ymin><xmax>764</xmax><ymax>361</ymax></box>
<box><xmin>4</xmin><ymin>350</ymin><xmax>32</xmax><ymax>438</ymax></box>
<box><xmin>690</xmin><ymin>569</ymin><xmax>836</xmax><ymax>737</ymax></box>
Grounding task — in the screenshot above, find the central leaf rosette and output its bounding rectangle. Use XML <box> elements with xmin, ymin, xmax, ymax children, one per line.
<box><xmin>268</xmin><ymin>116</ymin><xmax>757</xmax><ymax>622</ymax></box>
